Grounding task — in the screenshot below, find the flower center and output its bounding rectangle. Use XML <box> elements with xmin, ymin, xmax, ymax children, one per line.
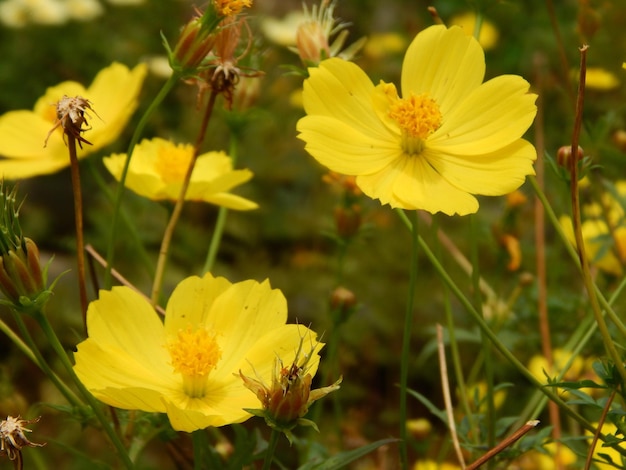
<box><xmin>388</xmin><ymin>92</ymin><xmax>442</xmax><ymax>156</ymax></box>
<box><xmin>167</xmin><ymin>326</ymin><xmax>222</xmax><ymax>398</ymax></box>
<box><xmin>213</xmin><ymin>0</ymin><xmax>252</xmax><ymax>16</ymax></box>
<box><xmin>155</xmin><ymin>143</ymin><xmax>194</xmax><ymax>184</ymax></box>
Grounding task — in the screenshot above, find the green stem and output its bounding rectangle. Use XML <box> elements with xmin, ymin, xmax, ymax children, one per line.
<box><xmin>262</xmin><ymin>429</ymin><xmax>280</xmax><ymax>470</ymax></box>
<box><xmin>469</xmin><ymin>215</ymin><xmax>495</xmax><ymax>455</ymax></box>
<box><xmin>191</xmin><ymin>429</ymin><xmax>221</xmax><ymax>470</ymax></box>
<box><xmin>104</xmin><ymin>72</ymin><xmax>182</xmax><ymax>289</ymax></box>
<box><xmin>397</xmin><ymin>209</ymin><xmax>419</xmax><ymax>470</ymax></box>
<box><xmin>151</xmin><ymin>89</ymin><xmax>218</xmax><ymax>305</ymax></box>
<box><xmin>7</xmin><ymin>313</ymin><xmax>82</xmax><ymax>407</ymax></box>
<box><xmin>34</xmin><ymin>311</ymin><xmax>134</xmax><ymax>469</ymax></box>
<box><xmin>203</xmin><ymin>133</ymin><xmax>241</xmax><ymax>274</ymax></box>
<box><xmin>394</xmin><ymin>211</ymin><xmax>626</xmax><ymax>455</ymax></box>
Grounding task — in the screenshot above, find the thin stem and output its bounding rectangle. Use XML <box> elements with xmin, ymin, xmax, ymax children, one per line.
<box><xmin>151</xmin><ymin>89</ymin><xmax>218</xmax><ymax>305</ymax></box>
<box><xmin>437</xmin><ymin>324</ymin><xmax>465</xmax><ymax>469</ymax></box>
<box><xmin>105</xmin><ymin>72</ymin><xmax>182</xmax><ymax>289</ymax></box>
<box><xmin>8</xmin><ymin>312</ymin><xmax>82</xmax><ymax>407</ymax></box>
<box><xmin>569</xmin><ymin>46</ymin><xmax>626</xmax><ymax>383</ymax></box>
<box><xmin>397</xmin><ymin>209</ymin><xmax>419</xmax><ymax>470</ymax></box>
<box><xmin>262</xmin><ymin>429</ymin><xmax>280</xmax><ymax>470</ymax></box>
<box><xmin>67</xmin><ymin>134</ymin><xmax>88</xmax><ymax>327</ymax></box>
<box><xmin>35</xmin><ymin>311</ymin><xmax>134</xmax><ymax>469</ymax></box>
<box><xmin>394</xmin><ymin>210</ymin><xmax>626</xmax><ymax>455</ymax></box>
<box><xmin>202</xmin><ymin>134</ymin><xmax>238</xmax><ymax>274</ymax></box>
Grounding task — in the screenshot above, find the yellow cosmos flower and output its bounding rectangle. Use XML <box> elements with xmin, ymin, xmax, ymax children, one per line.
<box><xmin>103</xmin><ymin>138</ymin><xmax>258</xmax><ymax>210</ymax></box>
<box><xmin>0</xmin><ymin>62</ymin><xmax>147</xmax><ymax>179</ymax></box>
<box><xmin>297</xmin><ymin>25</ymin><xmax>537</xmax><ymax>215</ymax></box>
<box><xmin>73</xmin><ymin>274</ymin><xmax>323</xmax><ymax>432</ymax></box>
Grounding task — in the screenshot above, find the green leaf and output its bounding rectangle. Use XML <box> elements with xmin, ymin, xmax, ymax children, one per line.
<box><xmin>298</xmin><ymin>438</ymin><xmax>398</xmax><ymax>470</ymax></box>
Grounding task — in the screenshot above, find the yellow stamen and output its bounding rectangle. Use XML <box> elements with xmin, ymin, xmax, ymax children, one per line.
<box><xmin>388</xmin><ymin>93</ymin><xmax>442</xmax><ymax>155</ymax></box>
<box><xmin>154</xmin><ymin>143</ymin><xmax>194</xmax><ymax>184</ymax></box>
<box><xmin>213</xmin><ymin>0</ymin><xmax>252</xmax><ymax>17</ymax></box>
<box><xmin>167</xmin><ymin>326</ymin><xmax>222</xmax><ymax>398</ymax></box>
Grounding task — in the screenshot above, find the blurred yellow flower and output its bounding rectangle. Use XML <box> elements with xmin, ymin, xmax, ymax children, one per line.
<box><xmin>74</xmin><ymin>274</ymin><xmax>323</xmax><ymax>432</ymax></box>
<box><xmin>579</xmin><ymin>67</ymin><xmax>620</xmax><ymax>91</ymax></box>
<box><xmin>413</xmin><ymin>460</ymin><xmax>460</xmax><ymax>470</ymax></box>
<box><xmin>560</xmin><ymin>181</ymin><xmax>626</xmax><ymax>276</ymax></box>
<box><xmin>515</xmin><ymin>442</ymin><xmax>577</xmax><ymax>469</ymax></box>
<box><xmin>586</xmin><ymin>422</ymin><xmax>626</xmax><ymax>469</ymax></box>
<box><xmin>0</xmin><ymin>62</ymin><xmax>147</xmax><ymax>179</ymax></box>
<box><xmin>449</xmin><ymin>12</ymin><xmax>499</xmax><ymax>51</ymax></box>
<box><xmin>103</xmin><ymin>138</ymin><xmax>257</xmax><ymax>210</ymax></box>
<box><xmin>297</xmin><ymin>25</ymin><xmax>537</xmax><ymax>215</ymax></box>
<box><xmin>363</xmin><ymin>32</ymin><xmax>407</xmax><ymax>60</ymax></box>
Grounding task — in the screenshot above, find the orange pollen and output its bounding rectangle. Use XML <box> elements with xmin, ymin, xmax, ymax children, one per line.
<box><xmin>213</xmin><ymin>0</ymin><xmax>252</xmax><ymax>16</ymax></box>
<box><xmin>388</xmin><ymin>93</ymin><xmax>442</xmax><ymax>140</ymax></box>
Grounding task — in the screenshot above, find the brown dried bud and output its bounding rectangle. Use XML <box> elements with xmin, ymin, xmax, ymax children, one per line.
<box><xmin>44</xmin><ymin>95</ymin><xmax>95</xmax><ymax>149</ymax></box>
<box><xmin>334</xmin><ymin>204</ymin><xmax>362</xmax><ymax>239</ymax></box>
<box><xmin>0</xmin><ymin>416</ymin><xmax>45</xmax><ymax>463</ymax></box>
<box><xmin>556</xmin><ymin>145</ymin><xmax>584</xmax><ymax>169</ymax></box>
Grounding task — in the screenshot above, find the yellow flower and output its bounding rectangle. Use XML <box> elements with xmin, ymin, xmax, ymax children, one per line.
<box><xmin>559</xmin><ymin>181</ymin><xmax>626</xmax><ymax>276</ymax></box>
<box><xmin>413</xmin><ymin>460</ymin><xmax>460</xmax><ymax>470</ymax></box>
<box><xmin>297</xmin><ymin>25</ymin><xmax>537</xmax><ymax>215</ymax></box>
<box><xmin>577</xmin><ymin>67</ymin><xmax>620</xmax><ymax>91</ymax></box>
<box><xmin>0</xmin><ymin>62</ymin><xmax>147</xmax><ymax>179</ymax></box>
<box><xmin>73</xmin><ymin>274</ymin><xmax>323</xmax><ymax>432</ymax></box>
<box><xmin>449</xmin><ymin>12</ymin><xmax>499</xmax><ymax>51</ymax></box>
<box><xmin>103</xmin><ymin>138</ymin><xmax>257</xmax><ymax>210</ymax></box>
<box><xmin>586</xmin><ymin>422</ymin><xmax>626</xmax><ymax>469</ymax></box>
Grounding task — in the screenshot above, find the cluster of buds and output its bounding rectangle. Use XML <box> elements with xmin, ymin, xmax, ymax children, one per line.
<box><xmin>240</xmin><ymin>335</ymin><xmax>341</xmax><ymax>442</ymax></box>
<box><xmin>166</xmin><ymin>0</ymin><xmax>260</xmax><ymax>109</ymax></box>
<box><xmin>0</xmin><ymin>416</ymin><xmax>45</xmax><ymax>468</ymax></box>
<box><xmin>0</xmin><ymin>184</ymin><xmax>50</xmax><ymax>315</ymax></box>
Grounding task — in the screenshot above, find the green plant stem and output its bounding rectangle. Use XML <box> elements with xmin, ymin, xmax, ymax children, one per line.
<box><xmin>7</xmin><ymin>313</ymin><xmax>82</xmax><ymax>407</ymax></box>
<box><xmin>34</xmin><ymin>310</ymin><xmax>134</xmax><ymax>469</ymax></box>
<box><xmin>262</xmin><ymin>429</ymin><xmax>280</xmax><ymax>470</ymax></box>
<box><xmin>152</xmin><ymin>89</ymin><xmax>218</xmax><ymax>305</ymax></box>
<box><xmin>469</xmin><ymin>214</ymin><xmax>495</xmax><ymax>456</ymax></box>
<box><xmin>86</xmin><ymin>161</ymin><xmax>154</xmax><ymax>278</ymax></box>
<box><xmin>67</xmin><ymin>134</ymin><xmax>88</xmax><ymax>327</ymax></box>
<box><xmin>568</xmin><ymin>46</ymin><xmax>626</xmax><ymax>384</ymax></box>
<box><xmin>202</xmin><ymin>135</ymin><xmax>239</xmax><ymax>274</ymax></box>
<box><xmin>529</xmin><ymin>175</ymin><xmax>626</xmax><ymax>338</ymax></box>
<box><xmin>191</xmin><ymin>429</ymin><xmax>221</xmax><ymax>470</ymax></box>
<box><xmin>394</xmin><ymin>211</ymin><xmax>626</xmax><ymax>457</ymax></box>
<box><xmin>105</xmin><ymin>72</ymin><xmax>182</xmax><ymax>289</ymax></box>
<box><xmin>397</xmin><ymin>209</ymin><xmax>419</xmax><ymax>470</ymax></box>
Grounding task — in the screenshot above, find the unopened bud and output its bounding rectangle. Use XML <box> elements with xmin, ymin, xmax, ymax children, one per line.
<box><xmin>296</xmin><ymin>21</ymin><xmax>330</xmax><ymax>65</ymax></box>
<box><xmin>170</xmin><ymin>17</ymin><xmax>217</xmax><ymax>73</ymax></box>
<box><xmin>329</xmin><ymin>286</ymin><xmax>357</xmax><ymax>316</ymax></box>
<box><xmin>556</xmin><ymin>145</ymin><xmax>584</xmax><ymax>168</ymax></box>
<box><xmin>334</xmin><ymin>204</ymin><xmax>361</xmax><ymax>239</ymax></box>
<box><xmin>612</xmin><ymin>129</ymin><xmax>626</xmax><ymax>153</ymax></box>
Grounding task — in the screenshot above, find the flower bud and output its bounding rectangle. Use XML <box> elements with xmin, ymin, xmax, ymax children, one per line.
<box><xmin>556</xmin><ymin>145</ymin><xmax>584</xmax><ymax>169</ymax></box>
<box><xmin>334</xmin><ymin>204</ymin><xmax>362</xmax><ymax>239</ymax></box>
<box><xmin>296</xmin><ymin>20</ymin><xmax>330</xmax><ymax>65</ymax></box>
<box><xmin>329</xmin><ymin>286</ymin><xmax>357</xmax><ymax>317</ymax></box>
<box><xmin>170</xmin><ymin>17</ymin><xmax>217</xmax><ymax>73</ymax></box>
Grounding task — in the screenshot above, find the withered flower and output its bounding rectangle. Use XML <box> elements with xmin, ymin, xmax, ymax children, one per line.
<box><xmin>240</xmin><ymin>332</ymin><xmax>341</xmax><ymax>442</ymax></box>
<box><xmin>44</xmin><ymin>95</ymin><xmax>95</xmax><ymax>149</ymax></box>
<box><xmin>0</xmin><ymin>416</ymin><xmax>45</xmax><ymax>469</ymax></box>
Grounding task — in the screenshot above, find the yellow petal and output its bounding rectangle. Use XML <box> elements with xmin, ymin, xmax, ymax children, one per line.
<box><xmin>74</xmin><ymin>340</ymin><xmax>173</xmax><ymax>411</ymax></box>
<box><xmin>103</xmin><ymin>152</ymin><xmax>166</xmax><ymax>199</ymax></box>
<box><xmin>401</xmin><ymin>25</ymin><xmax>485</xmax><ymax>115</ymax></box>
<box><xmin>425</xmin><ymin>139</ymin><xmax>536</xmax><ymax>195</ymax></box>
<box><xmin>192</xmin><ymin>190</ymin><xmax>259</xmax><ymax>210</ymax></box>
<box><xmin>237</xmin><ymin>324</ymin><xmax>323</xmax><ymax>384</ymax></box>
<box><xmin>297</xmin><ymin>115</ymin><xmax>401</xmax><ymax>174</ymax></box>
<box><xmin>430</xmin><ymin>75</ymin><xmax>537</xmax><ymax>155</ymax></box>
<box><xmin>84</xmin><ymin>62</ymin><xmax>147</xmax><ymax>152</ymax></box>
<box><xmin>357</xmin><ymin>155</ymin><xmax>479</xmax><ymax>215</ymax></box>
<box><xmin>84</xmin><ymin>287</ymin><xmax>170</xmax><ymax>373</ymax></box>
<box><xmin>302</xmin><ymin>58</ymin><xmax>391</xmax><ymax>140</ymax></box>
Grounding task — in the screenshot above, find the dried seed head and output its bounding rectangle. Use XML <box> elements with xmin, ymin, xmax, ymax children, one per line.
<box><xmin>0</xmin><ymin>416</ymin><xmax>45</xmax><ymax>464</ymax></box>
<box><xmin>44</xmin><ymin>95</ymin><xmax>97</xmax><ymax>149</ymax></box>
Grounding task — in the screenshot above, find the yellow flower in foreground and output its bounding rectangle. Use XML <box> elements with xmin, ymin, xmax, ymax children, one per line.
<box><xmin>0</xmin><ymin>62</ymin><xmax>147</xmax><ymax>179</ymax></box>
<box><xmin>103</xmin><ymin>138</ymin><xmax>257</xmax><ymax>210</ymax></box>
<box><xmin>74</xmin><ymin>274</ymin><xmax>323</xmax><ymax>432</ymax></box>
<box><xmin>297</xmin><ymin>25</ymin><xmax>537</xmax><ymax>215</ymax></box>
